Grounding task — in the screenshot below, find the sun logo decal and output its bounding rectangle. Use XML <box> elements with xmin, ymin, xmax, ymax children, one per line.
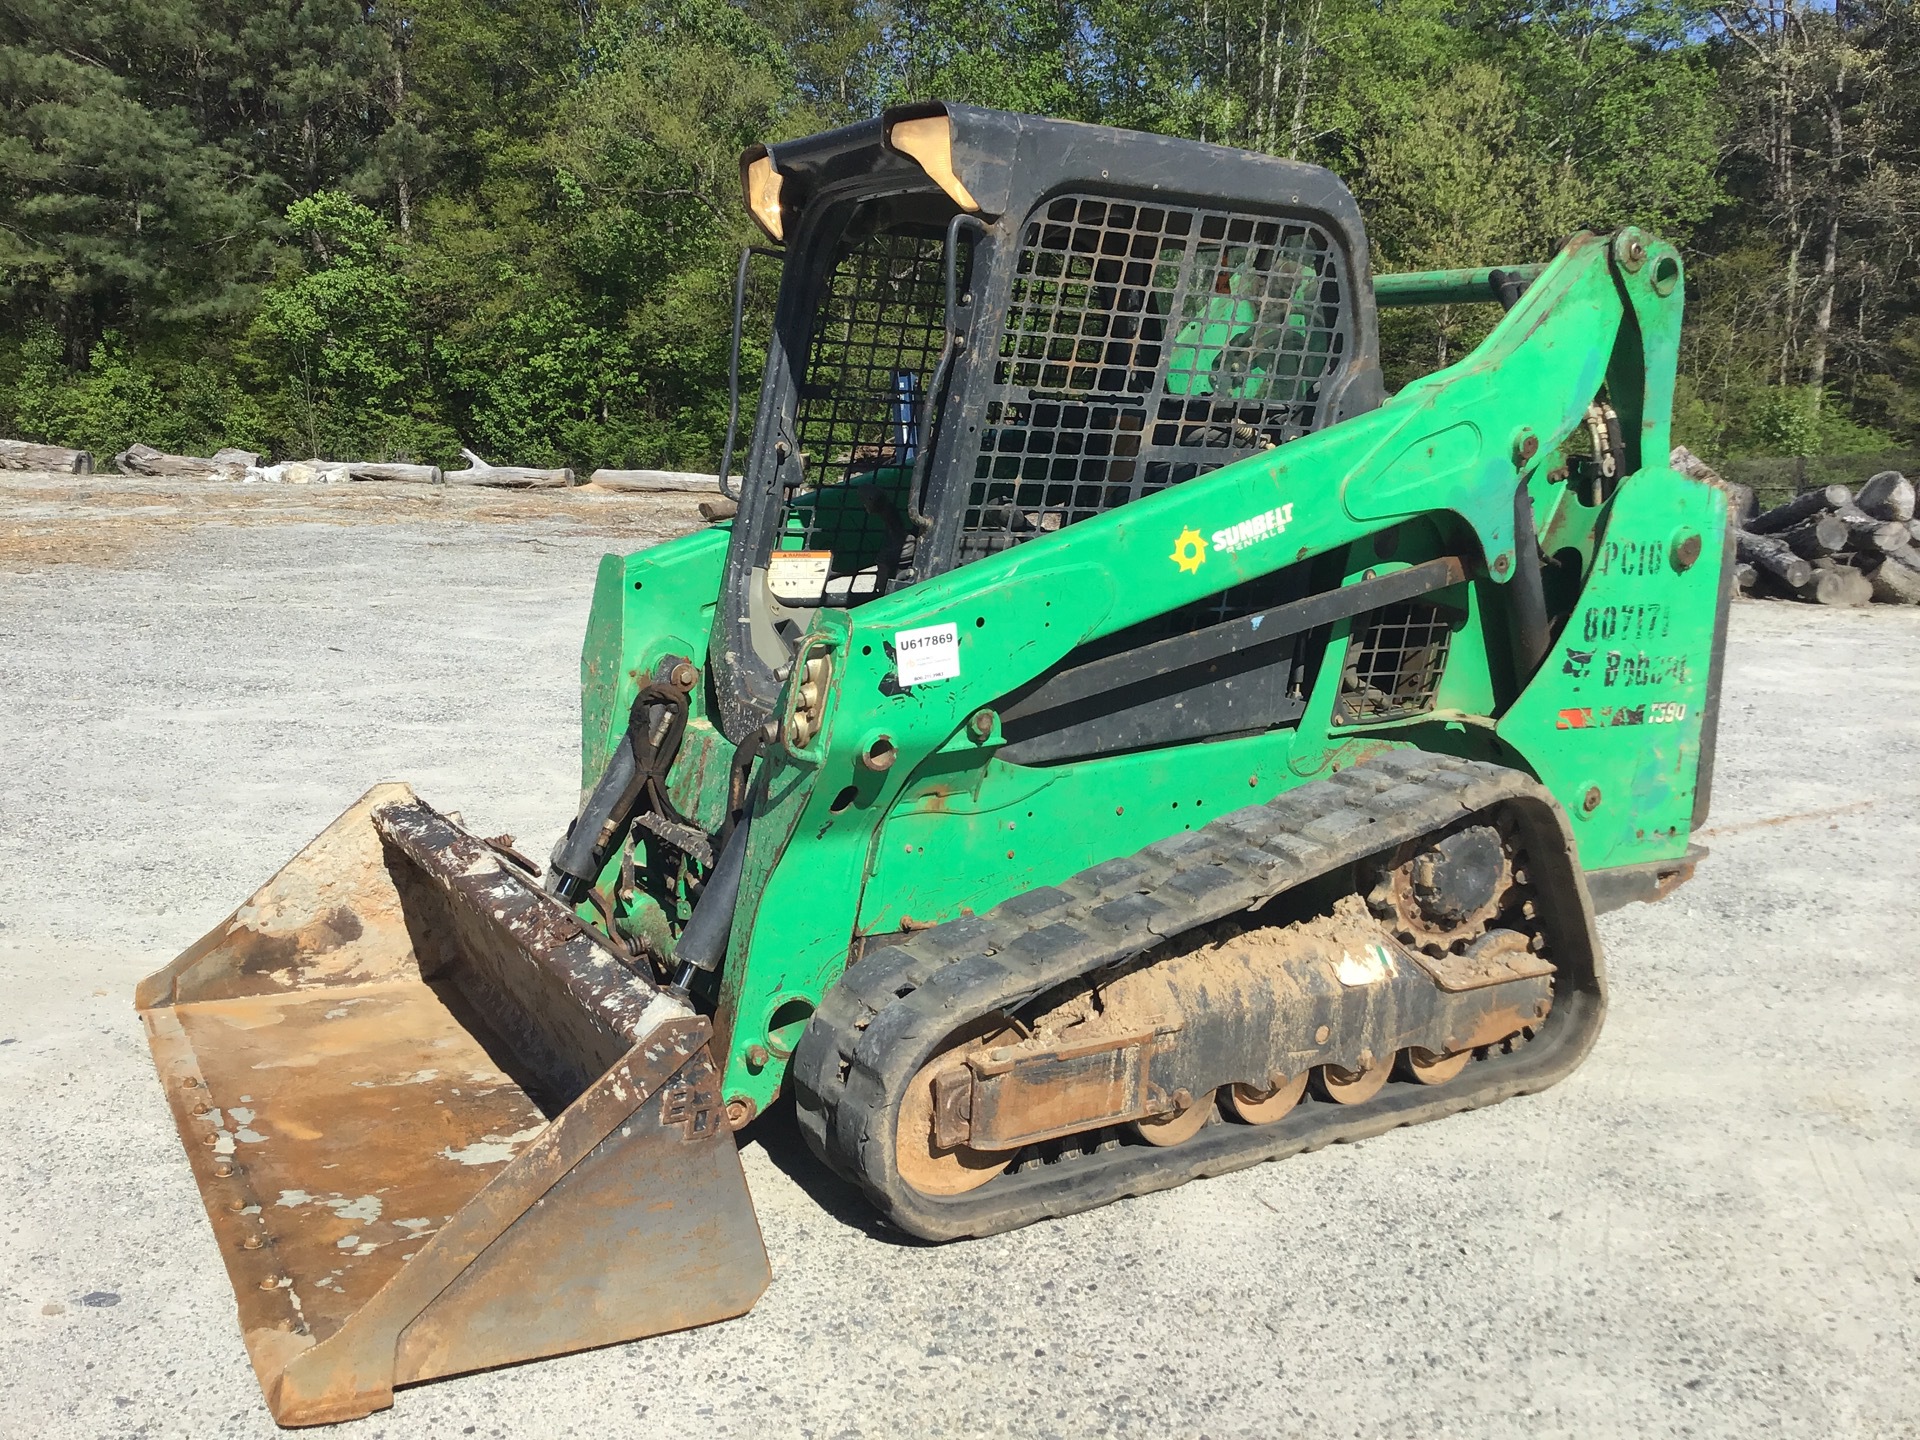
<box><xmin>1170</xmin><ymin>527</ymin><xmax>1208</xmax><ymax>573</ymax></box>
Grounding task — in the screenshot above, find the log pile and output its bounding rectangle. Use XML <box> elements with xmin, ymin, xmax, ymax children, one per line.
<box><xmin>0</xmin><ymin>438</ymin><xmax>93</xmax><ymax>473</ymax></box>
<box><xmin>2</xmin><ymin>434</ymin><xmax>729</xmax><ymax>498</ymax></box>
<box><xmin>1675</xmin><ymin>447</ymin><xmax>1919</xmax><ymax>608</ymax></box>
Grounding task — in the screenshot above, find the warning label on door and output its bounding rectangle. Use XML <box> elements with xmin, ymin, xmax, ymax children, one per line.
<box><xmin>894</xmin><ymin>622</ymin><xmax>960</xmax><ymax>687</ymax></box>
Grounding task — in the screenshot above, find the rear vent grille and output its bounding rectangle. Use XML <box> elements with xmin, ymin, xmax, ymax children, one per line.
<box><xmin>956</xmin><ymin>193</ymin><xmax>1352</xmax><ymax>564</ymax></box>
<box><xmin>1336</xmin><ymin>602</ymin><xmax>1454</xmax><ymax>723</ymax></box>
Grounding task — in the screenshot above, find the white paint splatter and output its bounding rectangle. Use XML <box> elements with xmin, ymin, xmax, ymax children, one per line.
<box><xmin>235</xmin><ymin>1128</ymin><xmax>266</xmax><ymax>1144</ymax></box>
<box><xmin>229</xmin><ymin>1107</ymin><xmax>255</xmax><ymax>1126</ymax></box>
<box><xmin>438</xmin><ymin>1125</ymin><xmax>545</xmax><ymax>1166</ymax></box>
<box><xmin>277</xmin><ymin>1190</ymin><xmax>314</xmax><ymax>1208</ymax></box>
<box><xmin>332</xmin><ymin>1194</ymin><xmax>382</xmax><ymax>1223</ymax></box>
<box><xmin>336</xmin><ymin>1234</ymin><xmax>360</xmax><ymax>1248</ymax></box>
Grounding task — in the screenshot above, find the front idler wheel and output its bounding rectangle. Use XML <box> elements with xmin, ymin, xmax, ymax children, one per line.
<box><xmin>895</xmin><ymin>1018</ymin><xmax>1017</xmax><ymax>1196</ymax></box>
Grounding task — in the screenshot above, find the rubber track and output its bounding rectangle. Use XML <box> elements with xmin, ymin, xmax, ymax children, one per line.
<box><xmin>790</xmin><ymin>751</ymin><xmax>1609</xmax><ymax>1241</ymax></box>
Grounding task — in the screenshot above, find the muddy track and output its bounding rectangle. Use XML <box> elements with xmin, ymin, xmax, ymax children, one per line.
<box><xmin>791</xmin><ymin>750</ymin><xmax>1608</xmax><ymax>1241</ymax></box>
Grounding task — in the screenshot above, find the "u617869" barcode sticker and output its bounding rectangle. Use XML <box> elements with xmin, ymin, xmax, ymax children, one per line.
<box><xmin>894</xmin><ymin>622</ymin><xmax>960</xmax><ymax>687</ymax></box>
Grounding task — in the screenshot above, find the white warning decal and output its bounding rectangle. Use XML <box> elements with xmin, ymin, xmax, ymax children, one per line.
<box><xmin>1334</xmin><ymin>943</ymin><xmax>1396</xmax><ymax>987</ymax></box>
<box><xmin>894</xmin><ymin>622</ymin><xmax>961</xmax><ymax>687</ymax></box>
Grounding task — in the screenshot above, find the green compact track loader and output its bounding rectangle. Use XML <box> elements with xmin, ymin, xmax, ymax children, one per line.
<box><xmin>138</xmin><ymin>103</ymin><xmax>1731</xmax><ymax>1425</ymax></box>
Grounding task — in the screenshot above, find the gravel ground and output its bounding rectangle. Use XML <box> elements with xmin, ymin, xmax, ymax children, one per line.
<box><xmin>1</xmin><ymin>475</ymin><xmax>1915</xmax><ymax>1439</ymax></box>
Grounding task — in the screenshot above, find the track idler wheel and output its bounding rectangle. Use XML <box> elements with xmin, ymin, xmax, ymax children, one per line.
<box><xmin>1131</xmin><ymin>1089</ymin><xmax>1217</xmax><ymax>1146</ymax></box>
<box><xmin>1402</xmin><ymin>1047</ymin><xmax>1472</xmax><ymax>1085</ymax></box>
<box><xmin>895</xmin><ymin>1019</ymin><xmax>1017</xmax><ymax>1196</ymax></box>
<box><xmin>1319</xmin><ymin>1056</ymin><xmax>1392</xmax><ymax>1105</ymax></box>
<box><xmin>1224</xmin><ymin>1072</ymin><xmax>1308</xmax><ymax>1125</ymax></box>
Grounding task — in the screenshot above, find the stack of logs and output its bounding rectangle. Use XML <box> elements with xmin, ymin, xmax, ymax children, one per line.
<box><xmin>1730</xmin><ymin>469</ymin><xmax>1920</xmax><ymax>607</ymax></box>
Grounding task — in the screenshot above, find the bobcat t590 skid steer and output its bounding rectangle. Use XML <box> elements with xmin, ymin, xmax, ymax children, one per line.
<box><xmin>137</xmin><ymin>103</ymin><xmax>1730</xmax><ymax>1425</ymax></box>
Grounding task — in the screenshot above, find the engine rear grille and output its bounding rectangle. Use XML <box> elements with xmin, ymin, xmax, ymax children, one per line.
<box><xmin>1336</xmin><ymin>602</ymin><xmax>1454</xmax><ymax>723</ymax></box>
<box><xmin>956</xmin><ymin>193</ymin><xmax>1352</xmax><ymax>563</ymax></box>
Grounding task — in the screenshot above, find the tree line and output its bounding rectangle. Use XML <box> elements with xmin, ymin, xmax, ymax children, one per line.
<box><xmin>1</xmin><ymin>0</ymin><xmax>1913</xmax><ymax>473</ymax></box>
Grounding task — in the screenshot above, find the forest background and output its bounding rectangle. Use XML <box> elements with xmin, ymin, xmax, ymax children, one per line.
<box><xmin>2</xmin><ymin>0</ymin><xmax>1914</xmax><ymax>483</ymax></box>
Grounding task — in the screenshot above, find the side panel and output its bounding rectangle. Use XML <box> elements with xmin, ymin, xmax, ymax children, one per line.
<box><xmin>1495</xmin><ymin>466</ymin><xmax>1728</xmax><ymax>867</ymax></box>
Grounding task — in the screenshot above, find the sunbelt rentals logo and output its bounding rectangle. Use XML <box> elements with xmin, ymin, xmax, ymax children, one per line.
<box><xmin>1170</xmin><ymin>501</ymin><xmax>1297</xmax><ymax>574</ymax></box>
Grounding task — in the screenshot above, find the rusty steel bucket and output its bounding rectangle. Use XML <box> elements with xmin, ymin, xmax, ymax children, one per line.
<box><xmin>135</xmin><ymin>784</ymin><xmax>770</xmax><ymax>1427</ymax></box>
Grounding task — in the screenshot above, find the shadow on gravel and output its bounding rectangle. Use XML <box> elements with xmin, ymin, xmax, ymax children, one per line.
<box><xmin>742</xmin><ymin>1092</ymin><xmax>928</xmax><ymax>1247</ymax></box>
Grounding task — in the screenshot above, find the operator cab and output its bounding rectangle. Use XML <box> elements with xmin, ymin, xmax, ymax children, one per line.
<box><xmin>711</xmin><ymin>102</ymin><xmax>1384</xmax><ymax>742</ymax></box>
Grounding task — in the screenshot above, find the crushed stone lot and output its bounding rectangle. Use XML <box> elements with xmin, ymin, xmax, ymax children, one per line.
<box><xmin>1</xmin><ymin>474</ymin><xmax>1916</xmax><ymax>1439</ymax></box>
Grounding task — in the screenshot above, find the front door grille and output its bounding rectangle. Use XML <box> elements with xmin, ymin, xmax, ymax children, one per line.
<box><xmin>791</xmin><ymin>227</ymin><xmax>952</xmax><ymax>580</ymax></box>
<box><xmin>957</xmin><ymin>194</ymin><xmax>1352</xmax><ymax>563</ymax></box>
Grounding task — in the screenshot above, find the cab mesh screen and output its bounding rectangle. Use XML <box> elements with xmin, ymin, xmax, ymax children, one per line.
<box><xmin>957</xmin><ymin>194</ymin><xmax>1351</xmax><ymax>563</ymax></box>
<box><xmin>791</xmin><ymin>227</ymin><xmax>951</xmax><ymax>578</ymax></box>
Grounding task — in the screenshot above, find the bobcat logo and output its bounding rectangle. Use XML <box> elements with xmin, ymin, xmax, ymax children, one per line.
<box><xmin>1562</xmin><ymin>648</ymin><xmax>1595</xmax><ymax>679</ymax></box>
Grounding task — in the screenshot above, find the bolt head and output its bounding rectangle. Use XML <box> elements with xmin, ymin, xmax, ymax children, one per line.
<box><xmin>1582</xmin><ymin>785</ymin><xmax>1602</xmax><ymax>814</ymax></box>
<box><xmin>1493</xmin><ymin>553</ymin><xmax>1513</xmax><ymax>576</ymax></box>
<box><xmin>1315</xmin><ymin>1024</ymin><xmax>1331</xmax><ymax>1045</ymax></box>
<box><xmin>745</xmin><ymin>1044</ymin><xmax>771</xmax><ymax>1068</ymax></box>
<box><xmin>724</xmin><ymin>1097</ymin><xmax>756</xmax><ymax>1130</ymax></box>
<box><xmin>968</xmin><ymin>708</ymin><xmax>996</xmax><ymax>739</ymax></box>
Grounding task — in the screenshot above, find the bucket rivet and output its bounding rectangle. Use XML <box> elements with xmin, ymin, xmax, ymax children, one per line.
<box><xmin>212</xmin><ymin>1163</ymin><xmax>234</xmax><ymax>1178</ymax></box>
<box><xmin>242</xmin><ymin>1235</ymin><xmax>263</xmax><ymax>1251</ymax></box>
<box><xmin>202</xmin><ymin>1133</ymin><xmax>219</xmax><ymax>1146</ymax></box>
<box><xmin>1314</xmin><ymin>1025</ymin><xmax>1331</xmax><ymax>1044</ymax></box>
<box><xmin>227</xmin><ymin>1199</ymin><xmax>246</xmax><ymax>1213</ymax></box>
<box><xmin>257</xmin><ymin>1277</ymin><xmax>278</xmax><ymax>1291</ymax></box>
<box><xmin>191</xmin><ymin>1103</ymin><xmax>210</xmax><ymax>1116</ymax></box>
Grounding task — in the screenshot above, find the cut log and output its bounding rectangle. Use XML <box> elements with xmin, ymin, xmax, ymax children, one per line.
<box><xmin>1747</xmin><ymin>484</ymin><xmax>1853</xmax><ymax>534</ymax></box>
<box><xmin>698</xmin><ymin>497</ymin><xmax>739</xmax><ymax>522</ymax></box>
<box><xmin>1732</xmin><ymin>560</ymin><xmax>1758</xmax><ymax>592</ymax></box>
<box><xmin>587</xmin><ymin>469</ymin><xmax>734</xmax><ymax>494</ymax></box>
<box><xmin>444</xmin><ymin>447</ymin><xmax>574</xmax><ymax>489</ymax></box>
<box><xmin>341</xmin><ymin>463</ymin><xmax>443</xmax><ymax>485</ymax></box>
<box><xmin>1877</xmin><ymin>540</ymin><xmax>1920</xmax><ymax>576</ymax></box>
<box><xmin>1736</xmin><ymin>529</ymin><xmax>1813</xmax><ymax>589</ymax></box>
<box><xmin>1787</xmin><ymin>565</ymin><xmax>1872</xmax><ymax>607</ymax></box>
<box><xmin>1855</xmin><ymin>470</ymin><xmax>1915</xmax><ymax>523</ymax></box>
<box><xmin>0</xmin><ymin>438</ymin><xmax>94</xmax><ymax>473</ymax></box>
<box><xmin>1781</xmin><ymin>512</ymin><xmax>1851</xmax><ymax>559</ymax></box>
<box><xmin>113</xmin><ymin>443</ymin><xmax>250</xmax><ymax>480</ymax></box>
<box><xmin>1865</xmin><ymin>557</ymin><xmax>1920</xmax><ymax>604</ymax></box>
<box><xmin>1832</xmin><ymin>503</ymin><xmax>1911</xmax><ymax>555</ymax></box>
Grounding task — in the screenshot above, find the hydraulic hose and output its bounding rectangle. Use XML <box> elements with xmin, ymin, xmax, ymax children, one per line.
<box><xmin>671</xmin><ymin>794</ymin><xmax>754</xmax><ymax>987</ymax></box>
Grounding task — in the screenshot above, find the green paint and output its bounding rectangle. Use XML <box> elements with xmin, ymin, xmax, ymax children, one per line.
<box><xmin>572</xmin><ymin>229</ymin><xmax>1722</xmax><ymax>1121</ymax></box>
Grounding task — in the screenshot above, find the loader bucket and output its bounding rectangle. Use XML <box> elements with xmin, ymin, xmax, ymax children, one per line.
<box><xmin>135</xmin><ymin>784</ymin><xmax>770</xmax><ymax>1427</ymax></box>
